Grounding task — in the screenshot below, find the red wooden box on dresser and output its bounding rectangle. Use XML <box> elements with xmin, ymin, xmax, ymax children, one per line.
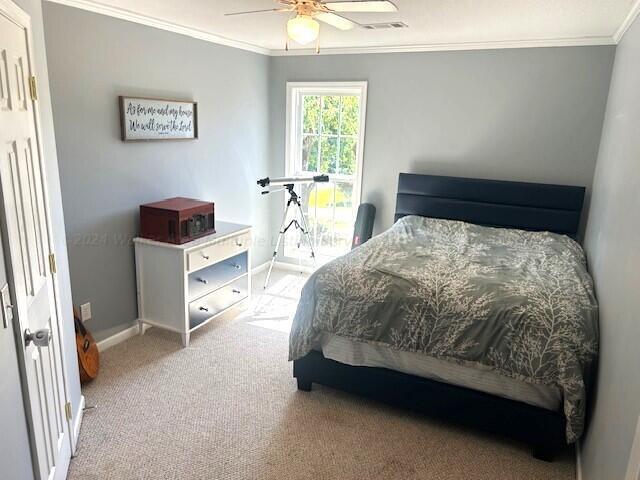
<box><xmin>140</xmin><ymin>197</ymin><xmax>215</xmax><ymax>244</ymax></box>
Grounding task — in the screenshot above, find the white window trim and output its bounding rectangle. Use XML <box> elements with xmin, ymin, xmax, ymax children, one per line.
<box><xmin>285</xmin><ymin>81</ymin><xmax>368</xmax><ymax>206</ymax></box>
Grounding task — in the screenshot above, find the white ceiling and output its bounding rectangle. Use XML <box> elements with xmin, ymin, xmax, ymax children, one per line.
<box><xmin>49</xmin><ymin>0</ymin><xmax>640</xmax><ymax>55</ymax></box>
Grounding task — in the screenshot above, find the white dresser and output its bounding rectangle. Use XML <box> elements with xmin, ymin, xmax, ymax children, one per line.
<box><xmin>134</xmin><ymin>222</ymin><xmax>252</xmax><ymax>347</ymax></box>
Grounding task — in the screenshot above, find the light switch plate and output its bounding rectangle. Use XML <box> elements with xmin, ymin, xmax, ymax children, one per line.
<box><xmin>80</xmin><ymin>302</ymin><xmax>92</xmax><ymax>322</ymax></box>
<box><xmin>1</xmin><ymin>283</ymin><xmax>12</xmax><ymax>329</ymax></box>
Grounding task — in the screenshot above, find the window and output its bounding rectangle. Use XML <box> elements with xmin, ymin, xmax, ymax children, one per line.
<box><xmin>284</xmin><ymin>82</ymin><xmax>367</xmax><ymax>263</ymax></box>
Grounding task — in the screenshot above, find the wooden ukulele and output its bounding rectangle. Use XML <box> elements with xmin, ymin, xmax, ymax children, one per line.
<box><xmin>73</xmin><ymin>307</ymin><xmax>99</xmax><ymax>383</ymax></box>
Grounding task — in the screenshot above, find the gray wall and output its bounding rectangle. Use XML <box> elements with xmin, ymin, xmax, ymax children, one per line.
<box><xmin>43</xmin><ymin>3</ymin><xmax>271</xmax><ymax>341</ymax></box>
<box><xmin>268</xmin><ymin>47</ymin><xmax>615</xmax><ymax>237</ymax></box>
<box><xmin>581</xmin><ymin>14</ymin><xmax>640</xmax><ymax>480</ymax></box>
<box><xmin>13</xmin><ymin>0</ymin><xmax>83</xmax><ymax>446</ymax></box>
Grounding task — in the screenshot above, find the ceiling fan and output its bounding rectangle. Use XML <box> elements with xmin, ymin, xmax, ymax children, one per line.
<box><xmin>226</xmin><ymin>1</ymin><xmax>399</xmax><ymax>50</ymax></box>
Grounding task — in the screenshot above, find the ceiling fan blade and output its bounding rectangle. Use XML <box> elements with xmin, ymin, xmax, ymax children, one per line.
<box><xmin>225</xmin><ymin>8</ymin><xmax>291</xmax><ymax>16</ymax></box>
<box><xmin>315</xmin><ymin>12</ymin><xmax>356</xmax><ymax>30</ymax></box>
<box><xmin>324</xmin><ymin>1</ymin><xmax>398</xmax><ymax>13</ymax></box>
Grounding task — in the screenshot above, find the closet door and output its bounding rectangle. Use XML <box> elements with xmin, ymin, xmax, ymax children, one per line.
<box><xmin>0</xmin><ymin>3</ymin><xmax>71</xmax><ymax>479</ymax></box>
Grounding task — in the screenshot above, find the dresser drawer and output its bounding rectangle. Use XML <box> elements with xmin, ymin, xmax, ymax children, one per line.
<box><xmin>187</xmin><ymin>232</ymin><xmax>250</xmax><ymax>272</ymax></box>
<box><xmin>188</xmin><ymin>252</ymin><xmax>248</xmax><ymax>301</ymax></box>
<box><xmin>188</xmin><ymin>275</ymin><xmax>248</xmax><ymax>329</ymax></box>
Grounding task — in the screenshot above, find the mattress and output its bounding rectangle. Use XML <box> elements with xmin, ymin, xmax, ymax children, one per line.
<box><xmin>317</xmin><ymin>334</ymin><xmax>561</xmax><ymax>411</ymax></box>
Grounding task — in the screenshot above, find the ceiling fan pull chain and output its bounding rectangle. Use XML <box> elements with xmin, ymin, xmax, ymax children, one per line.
<box><xmin>285</xmin><ymin>23</ymin><xmax>289</xmax><ymax>51</ymax></box>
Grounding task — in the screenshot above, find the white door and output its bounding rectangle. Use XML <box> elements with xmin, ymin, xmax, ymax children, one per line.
<box><xmin>0</xmin><ymin>3</ymin><xmax>71</xmax><ymax>479</ymax></box>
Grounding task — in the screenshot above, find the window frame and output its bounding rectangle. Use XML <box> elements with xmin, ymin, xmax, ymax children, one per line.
<box><xmin>285</xmin><ymin>81</ymin><xmax>368</xmax><ymax>206</ymax></box>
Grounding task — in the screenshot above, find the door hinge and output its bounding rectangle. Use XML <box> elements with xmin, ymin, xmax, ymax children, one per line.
<box><xmin>65</xmin><ymin>402</ymin><xmax>72</xmax><ymax>421</ymax></box>
<box><xmin>29</xmin><ymin>76</ymin><xmax>37</xmax><ymax>101</ymax></box>
<box><xmin>48</xmin><ymin>253</ymin><xmax>56</xmax><ymax>274</ymax></box>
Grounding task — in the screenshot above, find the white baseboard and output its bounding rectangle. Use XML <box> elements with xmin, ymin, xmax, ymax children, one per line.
<box><xmin>252</xmin><ymin>260</ymin><xmax>271</xmax><ymax>274</ymax></box>
<box><xmin>576</xmin><ymin>441</ymin><xmax>583</xmax><ymax>480</ymax></box>
<box><xmin>72</xmin><ymin>394</ymin><xmax>85</xmax><ymax>456</ymax></box>
<box><xmin>96</xmin><ymin>323</ymin><xmax>142</xmax><ymax>352</ymax></box>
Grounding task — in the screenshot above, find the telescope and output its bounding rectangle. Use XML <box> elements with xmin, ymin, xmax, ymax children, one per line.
<box><xmin>257</xmin><ymin>174</ymin><xmax>329</xmax><ymax>189</ymax></box>
<box><xmin>258</xmin><ymin>173</ymin><xmax>329</xmax><ymax>289</ymax></box>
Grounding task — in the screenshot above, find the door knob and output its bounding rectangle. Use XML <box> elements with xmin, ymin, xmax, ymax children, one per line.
<box><xmin>24</xmin><ymin>328</ymin><xmax>51</xmax><ymax>348</ymax></box>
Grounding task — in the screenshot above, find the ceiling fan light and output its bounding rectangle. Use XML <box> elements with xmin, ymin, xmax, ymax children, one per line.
<box><xmin>287</xmin><ymin>15</ymin><xmax>320</xmax><ymax>45</ymax></box>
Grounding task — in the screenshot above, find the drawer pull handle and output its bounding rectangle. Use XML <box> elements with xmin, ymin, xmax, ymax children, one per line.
<box><xmin>202</xmin><ymin>253</ymin><xmax>210</xmax><ymax>260</ymax></box>
<box><xmin>235</xmin><ymin>240</ymin><xmax>243</xmax><ymax>247</ymax></box>
<box><xmin>196</xmin><ymin>277</ymin><xmax>208</xmax><ymax>284</ymax></box>
<box><xmin>231</xmin><ymin>263</ymin><xmax>241</xmax><ymax>269</ymax></box>
<box><xmin>199</xmin><ymin>306</ymin><xmax>209</xmax><ymax>312</ymax></box>
<box><xmin>232</xmin><ymin>289</ymin><xmax>241</xmax><ymax>294</ymax></box>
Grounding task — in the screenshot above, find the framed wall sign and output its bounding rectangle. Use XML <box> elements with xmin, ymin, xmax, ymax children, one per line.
<box><xmin>119</xmin><ymin>96</ymin><xmax>198</xmax><ymax>141</ymax></box>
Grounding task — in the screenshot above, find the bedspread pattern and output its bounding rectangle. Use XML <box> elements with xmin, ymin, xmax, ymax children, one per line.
<box><xmin>289</xmin><ymin>216</ymin><xmax>598</xmax><ymax>442</ymax></box>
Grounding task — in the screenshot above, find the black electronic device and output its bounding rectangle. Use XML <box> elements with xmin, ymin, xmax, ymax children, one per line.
<box><xmin>352</xmin><ymin>203</ymin><xmax>376</xmax><ymax>249</ymax></box>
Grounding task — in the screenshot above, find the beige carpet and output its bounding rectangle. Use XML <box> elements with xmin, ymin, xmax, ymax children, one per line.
<box><xmin>70</xmin><ymin>268</ymin><xmax>575</xmax><ymax>480</ymax></box>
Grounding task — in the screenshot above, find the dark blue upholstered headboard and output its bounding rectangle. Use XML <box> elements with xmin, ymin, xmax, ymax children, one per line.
<box><xmin>395</xmin><ymin>173</ymin><xmax>585</xmax><ymax>238</ymax></box>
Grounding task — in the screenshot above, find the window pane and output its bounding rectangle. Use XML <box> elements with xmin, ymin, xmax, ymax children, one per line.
<box><xmin>338</xmin><ymin>137</ymin><xmax>356</xmax><ymax>176</ymax></box>
<box><xmin>334</xmin><ymin>181</ymin><xmax>354</xmax><ymax>251</ymax></box>
<box><xmin>302</xmin><ymin>96</ymin><xmax>320</xmax><ymax>134</ymax></box>
<box><xmin>321</xmin><ymin>96</ymin><xmax>340</xmax><ymax>135</ymax></box>
<box><xmin>335</xmin><ymin>181</ymin><xmax>353</xmax><ymax>209</ymax></box>
<box><xmin>308</xmin><ymin>182</ymin><xmax>335</xmax><ymax>251</ymax></box>
<box><xmin>341</xmin><ymin>96</ymin><xmax>360</xmax><ymax>135</ymax></box>
<box><xmin>320</xmin><ymin>136</ymin><xmax>337</xmax><ymax>174</ymax></box>
<box><xmin>302</xmin><ymin>135</ymin><xmax>318</xmax><ymax>172</ymax></box>
<box><xmin>308</xmin><ymin>182</ymin><xmax>335</xmax><ymax>210</ymax></box>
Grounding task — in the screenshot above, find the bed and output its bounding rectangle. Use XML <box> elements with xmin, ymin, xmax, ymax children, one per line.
<box><xmin>289</xmin><ymin>173</ymin><xmax>599</xmax><ymax>461</ymax></box>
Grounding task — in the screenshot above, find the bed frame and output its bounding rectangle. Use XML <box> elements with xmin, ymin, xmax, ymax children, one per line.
<box><xmin>293</xmin><ymin>173</ymin><xmax>586</xmax><ymax>461</ymax></box>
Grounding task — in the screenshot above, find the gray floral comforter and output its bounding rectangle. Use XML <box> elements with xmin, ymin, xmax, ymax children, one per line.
<box><xmin>289</xmin><ymin>215</ymin><xmax>599</xmax><ymax>443</ymax></box>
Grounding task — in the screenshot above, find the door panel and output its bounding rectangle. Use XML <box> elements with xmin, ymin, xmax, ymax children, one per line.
<box><xmin>0</xmin><ymin>49</ymin><xmax>10</xmax><ymax>110</ymax></box>
<box><xmin>0</xmin><ymin>7</ymin><xmax>70</xmax><ymax>480</ymax></box>
<box><xmin>25</xmin><ymin>137</ymin><xmax>48</xmax><ymax>276</ymax></box>
<box><xmin>16</xmin><ymin>137</ymin><xmax>47</xmax><ymax>295</ymax></box>
<box><xmin>6</xmin><ymin>143</ymin><xmax>32</xmax><ymax>296</ymax></box>
<box><xmin>14</xmin><ymin>55</ymin><xmax>26</xmax><ymax>110</ymax></box>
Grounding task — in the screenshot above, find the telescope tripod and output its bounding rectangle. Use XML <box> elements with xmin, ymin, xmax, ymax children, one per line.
<box><xmin>264</xmin><ymin>184</ymin><xmax>316</xmax><ymax>289</ymax></box>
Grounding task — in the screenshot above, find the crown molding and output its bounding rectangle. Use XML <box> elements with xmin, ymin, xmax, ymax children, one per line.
<box><xmin>613</xmin><ymin>0</ymin><xmax>640</xmax><ymax>43</ymax></box>
<box><xmin>46</xmin><ymin>0</ymin><xmax>625</xmax><ymax>57</ymax></box>
<box><xmin>45</xmin><ymin>0</ymin><xmax>270</xmax><ymax>55</ymax></box>
<box><xmin>271</xmin><ymin>36</ymin><xmax>616</xmax><ymax>56</ymax></box>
